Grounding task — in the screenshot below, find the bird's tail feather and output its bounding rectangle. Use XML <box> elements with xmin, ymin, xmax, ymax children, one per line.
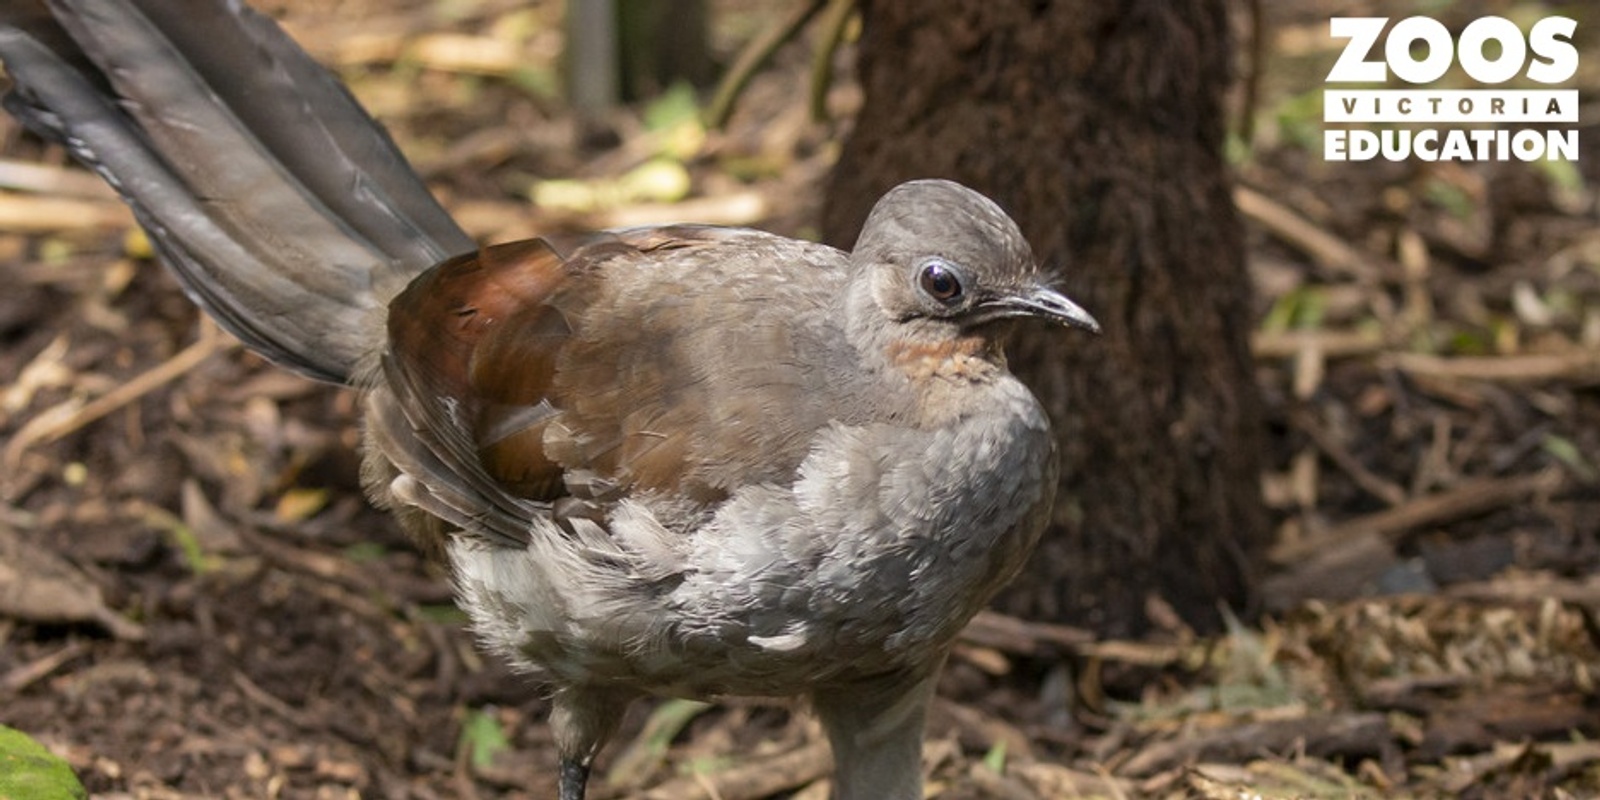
<box><xmin>0</xmin><ymin>0</ymin><xmax>474</xmax><ymax>383</ymax></box>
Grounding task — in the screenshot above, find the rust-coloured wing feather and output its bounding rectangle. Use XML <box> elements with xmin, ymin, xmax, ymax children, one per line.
<box><xmin>387</xmin><ymin>238</ymin><xmax>568</xmax><ymax>403</ymax></box>
<box><xmin>375</xmin><ymin>225</ymin><xmax>840</xmax><ymax>548</ymax></box>
<box><xmin>385</xmin><ymin>238</ymin><xmax>577</xmax><ymax>503</ymax></box>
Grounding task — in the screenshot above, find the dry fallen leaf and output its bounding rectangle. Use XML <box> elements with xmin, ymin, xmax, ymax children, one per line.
<box><xmin>0</xmin><ymin>524</ymin><xmax>143</xmax><ymax>640</ymax></box>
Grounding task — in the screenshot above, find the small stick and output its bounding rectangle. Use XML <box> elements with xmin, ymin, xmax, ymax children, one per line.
<box><xmin>705</xmin><ymin>0</ymin><xmax>828</xmax><ymax>128</ymax></box>
<box><xmin>0</xmin><ymin>192</ymin><xmax>132</xmax><ymax>232</ymax></box>
<box><xmin>1271</xmin><ymin>468</ymin><xmax>1564</xmax><ymax>564</ymax></box>
<box><xmin>1234</xmin><ymin>185</ymin><xmax>1390</xmax><ymax>282</ymax></box>
<box><xmin>640</xmin><ymin>740</ymin><xmax>833</xmax><ymax>800</ymax></box>
<box><xmin>1385</xmin><ymin>351</ymin><xmax>1600</xmax><ymax>384</ymax></box>
<box><xmin>3</xmin><ymin>322</ymin><xmax>236</xmax><ymax>468</ymax></box>
<box><xmin>1291</xmin><ymin>408</ymin><xmax>1408</xmax><ymax>507</ymax></box>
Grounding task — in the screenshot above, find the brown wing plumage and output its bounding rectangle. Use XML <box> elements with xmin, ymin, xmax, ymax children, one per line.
<box><xmin>376</xmin><ymin>226</ymin><xmax>840</xmax><ymax>549</ymax></box>
<box><xmin>384</xmin><ymin>238</ymin><xmax>576</xmax><ymax>503</ymax></box>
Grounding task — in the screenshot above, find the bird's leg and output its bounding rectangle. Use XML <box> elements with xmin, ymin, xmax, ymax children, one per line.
<box><xmin>811</xmin><ymin>663</ymin><xmax>943</xmax><ymax>800</ymax></box>
<box><xmin>557</xmin><ymin>758</ymin><xmax>590</xmax><ymax>800</ymax></box>
<box><xmin>549</xmin><ymin>685</ymin><xmax>633</xmax><ymax>800</ymax></box>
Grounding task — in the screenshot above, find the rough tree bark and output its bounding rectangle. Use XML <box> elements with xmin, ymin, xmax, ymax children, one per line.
<box><xmin>823</xmin><ymin>0</ymin><xmax>1269</xmax><ymax>636</ymax></box>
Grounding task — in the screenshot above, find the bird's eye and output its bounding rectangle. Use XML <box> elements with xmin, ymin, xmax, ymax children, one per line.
<box><xmin>917</xmin><ymin>259</ymin><xmax>964</xmax><ymax>305</ymax></box>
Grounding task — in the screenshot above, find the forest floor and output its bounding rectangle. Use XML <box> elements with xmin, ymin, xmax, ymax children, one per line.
<box><xmin>1</xmin><ymin>0</ymin><xmax>1598</xmax><ymax>797</ymax></box>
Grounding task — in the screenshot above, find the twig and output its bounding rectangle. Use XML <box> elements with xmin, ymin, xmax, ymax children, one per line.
<box><xmin>1443</xmin><ymin>741</ymin><xmax>1600</xmax><ymax>795</ymax></box>
<box><xmin>404</xmin><ymin>33</ymin><xmax>526</xmax><ymax>77</ymax></box>
<box><xmin>0</xmin><ymin>641</ymin><xmax>89</xmax><ymax>693</ymax></box>
<box><xmin>2</xmin><ymin>323</ymin><xmax>237</xmax><ymax>469</ymax></box>
<box><xmin>0</xmin><ymin>192</ymin><xmax>133</xmax><ymax>232</ymax></box>
<box><xmin>1397</xmin><ymin>227</ymin><xmax>1434</xmax><ymax>333</ymax></box>
<box><xmin>584</xmin><ymin>191</ymin><xmax>769</xmax><ymax>229</ymax></box>
<box><xmin>935</xmin><ymin>697</ymin><xmax>1033</xmax><ymax>758</ymax></box>
<box><xmin>1117</xmin><ymin>712</ymin><xmax>1391</xmax><ymax>776</ymax></box>
<box><xmin>1385</xmin><ymin>350</ymin><xmax>1600</xmax><ymax>385</ymax></box>
<box><xmin>1234</xmin><ymin>185</ymin><xmax>1389</xmax><ymax>282</ymax></box>
<box><xmin>233</xmin><ymin>671</ymin><xmax>317</xmax><ymax>730</ymax></box>
<box><xmin>1233</xmin><ymin>0</ymin><xmax>1265</xmax><ymax>146</ymax></box>
<box><xmin>807</xmin><ymin>0</ymin><xmax>857</xmax><ymax>123</ymax></box>
<box><xmin>705</xmin><ymin>0</ymin><xmax>828</xmax><ymax>128</ymax></box>
<box><xmin>1290</xmin><ymin>408</ymin><xmax>1408</xmax><ymax>506</ymax></box>
<box><xmin>1261</xmin><ymin>531</ymin><xmax>1396</xmax><ymax>611</ymax></box>
<box><xmin>966</xmin><ymin>762</ymin><xmax>1042</xmax><ymax>800</ymax></box>
<box><xmin>1073</xmin><ymin>639</ymin><xmax>1191</xmax><ymax>667</ymax></box>
<box><xmin>606</xmin><ymin>699</ymin><xmax>715</xmax><ymax>790</ymax></box>
<box><xmin>1447</xmin><ymin>573</ymin><xmax>1600</xmax><ymax>606</ymax></box>
<box><xmin>640</xmin><ymin>740</ymin><xmax>833</xmax><ymax>800</ymax></box>
<box><xmin>961</xmin><ymin>610</ymin><xmax>1094</xmax><ymax>657</ymax></box>
<box><xmin>240</xmin><ymin>525</ymin><xmax>379</xmax><ymax>597</ymax></box>
<box><xmin>1011</xmin><ymin>761</ymin><xmax>1133</xmax><ymax>800</ymax></box>
<box><xmin>0</xmin><ymin>158</ymin><xmax>117</xmax><ymax>198</ymax></box>
<box><xmin>1251</xmin><ymin>328</ymin><xmax>1385</xmax><ymax>360</ymax></box>
<box><xmin>1271</xmin><ymin>469</ymin><xmax>1565</xmax><ymax>564</ymax></box>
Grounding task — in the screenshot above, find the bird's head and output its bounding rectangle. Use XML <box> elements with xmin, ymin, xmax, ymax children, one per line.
<box><xmin>849</xmin><ymin>179</ymin><xmax>1100</xmax><ymax>340</ymax></box>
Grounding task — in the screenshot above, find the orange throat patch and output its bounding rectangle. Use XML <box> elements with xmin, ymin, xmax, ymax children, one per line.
<box><xmin>885</xmin><ymin>335</ymin><xmax>1004</xmax><ymax>383</ymax></box>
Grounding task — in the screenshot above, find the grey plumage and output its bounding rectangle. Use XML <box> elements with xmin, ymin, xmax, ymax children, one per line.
<box><xmin>0</xmin><ymin>3</ymin><xmax>1098</xmax><ymax>799</ymax></box>
<box><xmin>0</xmin><ymin>0</ymin><xmax>470</xmax><ymax>382</ymax></box>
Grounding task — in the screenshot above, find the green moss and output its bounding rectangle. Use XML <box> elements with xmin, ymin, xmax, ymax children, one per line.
<box><xmin>0</xmin><ymin>726</ymin><xmax>86</xmax><ymax>800</ymax></box>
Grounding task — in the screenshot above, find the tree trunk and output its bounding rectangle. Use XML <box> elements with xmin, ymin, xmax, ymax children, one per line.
<box><xmin>823</xmin><ymin>0</ymin><xmax>1268</xmax><ymax>636</ymax></box>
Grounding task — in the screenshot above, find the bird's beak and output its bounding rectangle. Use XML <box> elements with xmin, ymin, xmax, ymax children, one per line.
<box><xmin>978</xmin><ymin>286</ymin><xmax>1101</xmax><ymax>334</ymax></box>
